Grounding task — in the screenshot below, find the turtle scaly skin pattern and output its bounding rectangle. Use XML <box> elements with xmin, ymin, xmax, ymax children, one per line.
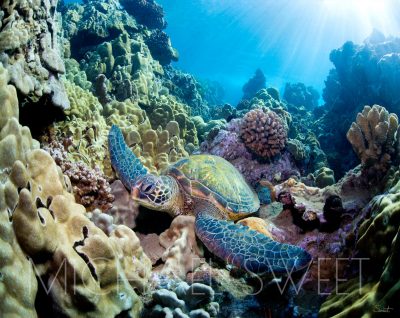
<box><xmin>108</xmin><ymin>125</ymin><xmax>312</xmax><ymax>274</ymax></box>
<box><xmin>109</xmin><ymin>125</ymin><xmax>147</xmax><ymax>189</ymax></box>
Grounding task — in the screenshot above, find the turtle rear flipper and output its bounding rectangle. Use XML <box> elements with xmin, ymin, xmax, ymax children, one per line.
<box><xmin>195</xmin><ymin>212</ymin><xmax>312</xmax><ymax>274</ymax></box>
<box><xmin>108</xmin><ymin>125</ymin><xmax>147</xmax><ymax>189</ymax></box>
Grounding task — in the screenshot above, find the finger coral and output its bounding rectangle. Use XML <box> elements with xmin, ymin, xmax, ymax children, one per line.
<box><xmin>240</xmin><ymin>108</ymin><xmax>287</xmax><ymax>159</ymax></box>
<box><xmin>346</xmin><ymin>105</ymin><xmax>400</xmax><ymax>177</ymax></box>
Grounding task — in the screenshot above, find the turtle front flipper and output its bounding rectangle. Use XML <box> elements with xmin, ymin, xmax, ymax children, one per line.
<box><xmin>108</xmin><ymin>125</ymin><xmax>147</xmax><ymax>189</ymax></box>
<box><xmin>195</xmin><ymin>212</ymin><xmax>312</xmax><ymax>274</ymax></box>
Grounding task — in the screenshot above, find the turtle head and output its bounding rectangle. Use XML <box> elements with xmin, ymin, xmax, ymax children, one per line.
<box><xmin>132</xmin><ymin>174</ymin><xmax>180</xmax><ymax>213</ymax></box>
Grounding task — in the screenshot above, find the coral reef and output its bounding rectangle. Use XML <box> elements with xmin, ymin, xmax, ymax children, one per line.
<box><xmin>50</xmin><ymin>80</ymin><xmax>193</xmax><ymax>178</ymax></box>
<box><xmin>242</xmin><ymin>69</ymin><xmax>266</xmax><ymax>100</ymax></box>
<box><xmin>347</xmin><ymin>105</ymin><xmax>400</xmax><ymax>179</ymax></box>
<box><xmin>319</xmin><ymin>179</ymin><xmax>400</xmax><ymax>317</ymax></box>
<box><xmin>145</xmin><ymin>30</ymin><xmax>179</xmax><ymax>65</ymax></box>
<box><xmin>0</xmin><ymin>63</ymin><xmax>151</xmax><ymax>317</ymax></box>
<box><xmin>240</xmin><ymin>108</ymin><xmax>287</xmax><ymax>159</ymax></box>
<box><xmin>120</xmin><ymin>0</ymin><xmax>167</xmax><ymax>30</ymax></box>
<box><xmin>283</xmin><ymin>82</ymin><xmax>320</xmax><ymax>109</ymax></box>
<box><xmin>144</xmin><ymin>281</ymin><xmax>219</xmax><ymax>317</ymax></box>
<box><xmin>159</xmin><ymin>216</ymin><xmax>204</xmax><ymax>279</ymax></box>
<box><xmin>0</xmin><ymin>63</ymin><xmax>39</xmax><ymax>318</ymax></box>
<box><xmin>0</xmin><ymin>0</ymin><xmax>68</xmax><ymax>109</ymax></box>
<box><xmin>44</xmin><ymin>140</ymin><xmax>114</xmax><ymax>211</ymax></box>
<box><xmin>201</xmin><ymin>119</ymin><xmax>300</xmax><ymax>185</ymax></box>
<box><xmin>163</xmin><ymin>66</ymin><xmax>212</xmax><ymax>120</ymax></box>
<box><xmin>319</xmin><ymin>35</ymin><xmax>400</xmax><ymax>178</ymax></box>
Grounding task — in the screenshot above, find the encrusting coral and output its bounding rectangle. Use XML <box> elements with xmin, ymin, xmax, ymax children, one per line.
<box><xmin>347</xmin><ymin>104</ymin><xmax>400</xmax><ymax>178</ymax></box>
<box><xmin>240</xmin><ymin>108</ymin><xmax>287</xmax><ymax>159</ymax></box>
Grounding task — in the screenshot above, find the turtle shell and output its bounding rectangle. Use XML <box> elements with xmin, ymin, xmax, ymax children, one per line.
<box><xmin>167</xmin><ymin>155</ymin><xmax>259</xmax><ymax>216</ymax></box>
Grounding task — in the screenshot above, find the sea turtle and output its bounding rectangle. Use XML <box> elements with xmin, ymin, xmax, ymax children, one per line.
<box><xmin>108</xmin><ymin>125</ymin><xmax>311</xmax><ymax>274</ymax></box>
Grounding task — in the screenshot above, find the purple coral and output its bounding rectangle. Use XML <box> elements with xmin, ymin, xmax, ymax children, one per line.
<box><xmin>201</xmin><ymin>119</ymin><xmax>299</xmax><ymax>185</ymax></box>
<box><xmin>240</xmin><ymin>108</ymin><xmax>287</xmax><ymax>159</ymax></box>
<box><xmin>44</xmin><ymin>140</ymin><xmax>114</xmax><ymax>211</ymax></box>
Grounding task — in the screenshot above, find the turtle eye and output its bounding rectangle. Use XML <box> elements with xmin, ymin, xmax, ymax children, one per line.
<box><xmin>141</xmin><ymin>183</ymin><xmax>155</xmax><ymax>194</ymax></box>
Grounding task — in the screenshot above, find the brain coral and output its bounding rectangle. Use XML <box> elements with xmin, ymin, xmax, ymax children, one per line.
<box><xmin>346</xmin><ymin>105</ymin><xmax>400</xmax><ymax>177</ymax></box>
<box><xmin>240</xmin><ymin>108</ymin><xmax>287</xmax><ymax>158</ymax></box>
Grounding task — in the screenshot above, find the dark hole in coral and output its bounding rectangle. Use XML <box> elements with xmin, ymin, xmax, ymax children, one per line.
<box><xmin>70</xmin><ymin>28</ymin><xmax>122</xmax><ymax>61</ymax></box>
<box><xmin>47</xmin><ymin>196</ymin><xmax>53</xmax><ymax>208</ymax></box>
<box><xmin>19</xmin><ymin>93</ymin><xmax>65</xmax><ymax>140</ymax></box>
<box><xmin>72</xmin><ymin>226</ymin><xmax>98</xmax><ymax>281</ymax></box>
<box><xmin>134</xmin><ymin>206</ymin><xmax>173</xmax><ymax>235</ymax></box>
<box><xmin>35</xmin><ymin>274</ymin><xmax>69</xmax><ymax>318</ymax></box>
<box><xmin>115</xmin><ymin>309</ymin><xmax>133</xmax><ymax>318</ymax></box>
<box><xmin>37</xmin><ymin>211</ymin><xmax>46</xmax><ymax>225</ymax></box>
<box><xmin>72</xmin><ymin>289</ymin><xmax>97</xmax><ymax>312</ymax></box>
<box><xmin>36</xmin><ymin>197</ymin><xmax>47</xmax><ymax>209</ymax></box>
<box><xmin>27</xmin><ymin>181</ymin><xmax>31</xmax><ymax>191</ymax></box>
<box><xmin>30</xmin><ymin>251</ymin><xmax>53</xmax><ymax>264</ymax></box>
<box><xmin>7</xmin><ymin>208</ymin><xmax>13</xmax><ymax>222</ymax></box>
<box><xmin>17</xmin><ymin>187</ymin><xmax>23</xmax><ymax>194</ymax></box>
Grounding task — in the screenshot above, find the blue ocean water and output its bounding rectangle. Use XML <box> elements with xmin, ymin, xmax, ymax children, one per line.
<box><xmin>157</xmin><ymin>0</ymin><xmax>400</xmax><ymax>104</ymax></box>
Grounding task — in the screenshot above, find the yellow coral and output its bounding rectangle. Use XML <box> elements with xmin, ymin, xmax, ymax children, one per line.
<box><xmin>52</xmin><ymin>80</ymin><xmax>193</xmax><ymax>178</ymax></box>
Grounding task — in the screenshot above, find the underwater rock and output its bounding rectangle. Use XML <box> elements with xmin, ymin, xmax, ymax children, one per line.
<box><xmin>159</xmin><ymin>216</ymin><xmax>204</xmax><ymax>279</ymax></box>
<box><xmin>286</xmin><ymin>138</ymin><xmax>307</xmax><ymax>162</ymax></box>
<box><xmin>146</xmin><ymin>281</ymin><xmax>219</xmax><ymax>318</ymax></box>
<box><xmin>321</xmin><ymin>195</ymin><xmax>344</xmax><ymax>232</ymax></box>
<box><xmin>242</xmin><ymin>68</ymin><xmax>266</xmax><ymax>100</ymax></box>
<box><xmin>192</xmin><ymin>116</ymin><xmax>226</xmax><ymax>142</ymax></box>
<box><xmin>106</xmin><ymin>180</ymin><xmax>140</xmax><ymax>228</ymax></box>
<box><xmin>163</xmin><ymin>66</ymin><xmax>212</xmax><ymax>120</ymax></box>
<box><xmin>94</xmin><ymin>74</ymin><xmax>112</xmax><ymax>106</ymax></box>
<box><xmin>146</xmin><ymin>30</ymin><xmax>179</xmax><ymax>65</ymax></box>
<box><xmin>120</xmin><ymin>0</ymin><xmax>167</xmax><ymax>30</ymax></box>
<box><xmin>313</xmin><ymin>167</ymin><xmax>336</xmax><ymax>188</ymax></box>
<box><xmin>320</xmin><ymin>35</ymin><xmax>400</xmax><ymax>178</ymax></box>
<box><xmin>240</xmin><ymin>108</ymin><xmax>288</xmax><ymax>159</ymax></box>
<box><xmin>347</xmin><ymin>104</ymin><xmax>400</xmax><ymax>180</ymax></box>
<box><xmin>283</xmin><ymin>82</ymin><xmax>320</xmax><ymax>110</ymax></box>
<box><xmin>320</xmin><ymin>180</ymin><xmax>400</xmax><ymax>317</ymax></box>
<box><xmin>0</xmin><ymin>0</ymin><xmax>68</xmax><ymax>109</ymax></box>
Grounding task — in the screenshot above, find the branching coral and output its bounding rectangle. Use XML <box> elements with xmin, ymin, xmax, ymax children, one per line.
<box><xmin>44</xmin><ymin>140</ymin><xmax>114</xmax><ymax>211</ymax></box>
<box><xmin>346</xmin><ymin>105</ymin><xmax>400</xmax><ymax>177</ymax></box>
<box><xmin>240</xmin><ymin>108</ymin><xmax>287</xmax><ymax>159</ymax></box>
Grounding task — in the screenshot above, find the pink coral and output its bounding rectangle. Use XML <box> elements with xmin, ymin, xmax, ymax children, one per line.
<box><xmin>44</xmin><ymin>140</ymin><xmax>114</xmax><ymax>211</ymax></box>
<box><xmin>240</xmin><ymin>108</ymin><xmax>287</xmax><ymax>158</ymax></box>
